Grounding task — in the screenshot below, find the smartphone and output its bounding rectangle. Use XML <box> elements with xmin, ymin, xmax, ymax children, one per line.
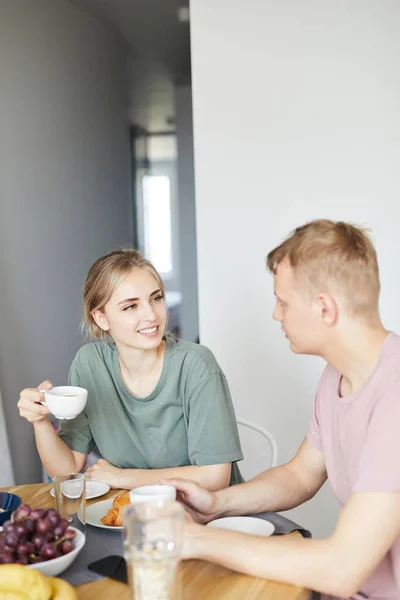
<box><xmin>88</xmin><ymin>555</ymin><xmax>128</xmax><ymax>583</ymax></box>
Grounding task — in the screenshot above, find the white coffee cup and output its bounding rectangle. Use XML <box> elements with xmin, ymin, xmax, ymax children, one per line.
<box><xmin>129</xmin><ymin>485</ymin><xmax>176</xmax><ymax>505</ymax></box>
<box><xmin>40</xmin><ymin>386</ymin><xmax>88</xmax><ymax>420</ymax></box>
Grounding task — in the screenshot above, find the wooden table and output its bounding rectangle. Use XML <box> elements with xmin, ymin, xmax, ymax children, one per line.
<box><xmin>1</xmin><ymin>483</ymin><xmax>308</xmax><ymax>600</ymax></box>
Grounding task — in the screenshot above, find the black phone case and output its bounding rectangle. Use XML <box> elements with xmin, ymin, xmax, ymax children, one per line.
<box><xmin>88</xmin><ymin>555</ymin><xmax>128</xmax><ymax>583</ymax></box>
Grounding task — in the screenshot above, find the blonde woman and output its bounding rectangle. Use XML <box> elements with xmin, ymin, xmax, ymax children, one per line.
<box><xmin>18</xmin><ymin>249</ymin><xmax>243</xmax><ymax>491</ymax></box>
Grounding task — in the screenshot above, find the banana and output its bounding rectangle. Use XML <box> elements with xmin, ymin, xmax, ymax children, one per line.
<box><xmin>48</xmin><ymin>578</ymin><xmax>77</xmax><ymax>600</ymax></box>
<box><xmin>0</xmin><ymin>567</ymin><xmax>77</xmax><ymax>600</ymax></box>
<box><xmin>0</xmin><ymin>565</ymin><xmax>52</xmax><ymax>600</ymax></box>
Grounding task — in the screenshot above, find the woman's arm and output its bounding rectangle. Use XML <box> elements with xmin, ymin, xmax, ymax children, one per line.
<box><xmin>34</xmin><ymin>420</ymin><xmax>87</xmax><ymax>477</ymax></box>
<box><xmin>85</xmin><ymin>459</ymin><xmax>231</xmax><ymax>491</ymax></box>
<box><xmin>18</xmin><ymin>381</ymin><xmax>87</xmax><ymax>477</ymax></box>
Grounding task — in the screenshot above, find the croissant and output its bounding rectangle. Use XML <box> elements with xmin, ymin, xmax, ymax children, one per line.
<box><xmin>113</xmin><ymin>490</ymin><xmax>130</xmax><ymax>511</ymax></box>
<box><xmin>101</xmin><ymin>507</ymin><xmax>120</xmax><ymax>527</ymax></box>
<box><xmin>101</xmin><ymin>491</ymin><xmax>130</xmax><ymax>526</ymax></box>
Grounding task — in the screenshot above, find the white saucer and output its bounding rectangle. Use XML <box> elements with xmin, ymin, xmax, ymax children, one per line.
<box><xmin>207</xmin><ymin>516</ymin><xmax>275</xmax><ymax>537</ymax></box>
<box><xmin>50</xmin><ymin>481</ymin><xmax>110</xmax><ymax>500</ymax></box>
<box><xmin>79</xmin><ymin>498</ymin><xmax>123</xmax><ymax>531</ymax></box>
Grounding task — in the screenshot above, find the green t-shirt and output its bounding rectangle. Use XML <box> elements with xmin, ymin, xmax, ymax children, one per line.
<box><xmin>58</xmin><ymin>338</ymin><xmax>243</xmax><ymax>485</ymax></box>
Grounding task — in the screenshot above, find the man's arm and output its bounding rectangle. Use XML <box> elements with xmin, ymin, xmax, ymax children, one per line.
<box><xmin>219</xmin><ymin>437</ymin><xmax>327</xmax><ymax>516</ymax></box>
<box><xmin>165</xmin><ymin>438</ymin><xmax>327</xmax><ymax>522</ymax></box>
<box><xmin>186</xmin><ymin>489</ymin><xmax>400</xmax><ymax>598</ymax></box>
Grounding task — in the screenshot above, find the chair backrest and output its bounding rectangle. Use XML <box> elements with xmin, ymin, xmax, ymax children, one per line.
<box><xmin>236</xmin><ymin>418</ymin><xmax>278</xmax><ymax>481</ymax></box>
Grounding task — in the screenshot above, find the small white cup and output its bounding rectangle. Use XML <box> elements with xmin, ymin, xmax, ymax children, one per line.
<box><xmin>40</xmin><ymin>386</ymin><xmax>88</xmax><ymax>420</ymax></box>
<box><xmin>129</xmin><ymin>485</ymin><xmax>176</xmax><ymax>505</ymax></box>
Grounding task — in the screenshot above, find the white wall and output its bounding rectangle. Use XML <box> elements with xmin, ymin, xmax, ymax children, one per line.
<box><xmin>176</xmin><ymin>85</ymin><xmax>199</xmax><ymax>342</ymax></box>
<box><xmin>0</xmin><ymin>0</ymin><xmax>132</xmax><ymax>484</ymax></box>
<box><xmin>190</xmin><ymin>0</ymin><xmax>400</xmax><ymax>536</ymax></box>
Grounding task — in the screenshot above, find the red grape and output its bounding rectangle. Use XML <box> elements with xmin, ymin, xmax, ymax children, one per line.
<box><xmin>60</xmin><ymin>540</ymin><xmax>73</xmax><ymax>555</ymax></box>
<box><xmin>64</xmin><ymin>528</ymin><xmax>76</xmax><ymax>540</ymax></box>
<box><xmin>15</xmin><ymin>556</ymin><xmax>29</xmax><ymax>565</ymax></box>
<box><xmin>46</xmin><ymin>510</ymin><xmax>59</xmax><ymax>527</ymax></box>
<box><xmin>24</xmin><ymin>518</ymin><xmax>35</xmax><ymax>534</ymax></box>
<box><xmin>4</xmin><ymin>532</ymin><xmax>18</xmax><ymax>548</ymax></box>
<box><xmin>13</xmin><ymin>504</ymin><xmax>31</xmax><ymax>521</ymax></box>
<box><xmin>58</xmin><ymin>518</ymin><xmax>69</xmax><ymax>533</ymax></box>
<box><xmin>17</xmin><ymin>541</ymin><xmax>34</xmax><ymax>556</ymax></box>
<box><xmin>32</xmin><ymin>534</ymin><xmax>45</xmax><ymax>550</ymax></box>
<box><xmin>3</xmin><ymin>523</ymin><xmax>16</xmax><ymax>536</ymax></box>
<box><xmin>14</xmin><ymin>523</ymin><xmax>29</xmax><ymax>540</ymax></box>
<box><xmin>36</xmin><ymin>518</ymin><xmax>52</xmax><ymax>535</ymax></box>
<box><xmin>30</xmin><ymin>508</ymin><xmax>46</xmax><ymax>521</ymax></box>
<box><xmin>41</xmin><ymin>543</ymin><xmax>56</xmax><ymax>561</ymax></box>
<box><xmin>1</xmin><ymin>549</ymin><xmax>16</xmax><ymax>563</ymax></box>
<box><xmin>53</xmin><ymin>525</ymin><xmax>64</xmax><ymax>538</ymax></box>
<box><xmin>45</xmin><ymin>531</ymin><xmax>56</xmax><ymax>543</ymax></box>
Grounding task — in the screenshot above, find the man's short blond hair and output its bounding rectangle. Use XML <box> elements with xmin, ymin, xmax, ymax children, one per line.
<box><xmin>266</xmin><ymin>219</ymin><xmax>380</xmax><ymax>317</ymax></box>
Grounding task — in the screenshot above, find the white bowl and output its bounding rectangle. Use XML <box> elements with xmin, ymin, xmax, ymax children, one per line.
<box><xmin>27</xmin><ymin>527</ymin><xmax>85</xmax><ymax>577</ymax></box>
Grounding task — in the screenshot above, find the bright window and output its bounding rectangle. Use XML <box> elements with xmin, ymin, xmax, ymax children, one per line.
<box><xmin>142</xmin><ymin>175</ymin><xmax>173</xmax><ymax>276</ymax></box>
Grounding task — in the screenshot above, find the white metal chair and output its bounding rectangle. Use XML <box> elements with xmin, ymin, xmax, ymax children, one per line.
<box><xmin>236</xmin><ymin>418</ymin><xmax>278</xmax><ymax>481</ymax></box>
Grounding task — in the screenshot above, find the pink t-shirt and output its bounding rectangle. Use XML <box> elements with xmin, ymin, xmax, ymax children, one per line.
<box><xmin>308</xmin><ymin>332</ymin><xmax>400</xmax><ymax>600</ymax></box>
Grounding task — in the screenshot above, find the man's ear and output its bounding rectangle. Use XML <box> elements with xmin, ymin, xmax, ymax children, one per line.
<box><xmin>315</xmin><ymin>293</ymin><xmax>338</xmax><ymax>327</ymax></box>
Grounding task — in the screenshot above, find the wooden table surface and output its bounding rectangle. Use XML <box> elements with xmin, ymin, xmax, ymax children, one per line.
<box><xmin>1</xmin><ymin>483</ymin><xmax>309</xmax><ymax>600</ymax></box>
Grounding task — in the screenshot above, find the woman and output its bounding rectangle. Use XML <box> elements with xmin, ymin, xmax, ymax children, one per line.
<box><xmin>18</xmin><ymin>249</ymin><xmax>243</xmax><ymax>490</ymax></box>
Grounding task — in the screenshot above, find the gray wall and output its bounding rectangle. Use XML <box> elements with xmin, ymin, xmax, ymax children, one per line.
<box><xmin>0</xmin><ymin>0</ymin><xmax>132</xmax><ymax>484</ymax></box>
<box><xmin>175</xmin><ymin>86</ymin><xmax>199</xmax><ymax>342</ymax></box>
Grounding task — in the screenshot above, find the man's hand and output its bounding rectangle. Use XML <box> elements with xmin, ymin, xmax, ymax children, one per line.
<box><xmin>85</xmin><ymin>458</ymin><xmax>123</xmax><ymax>488</ymax></box>
<box><xmin>181</xmin><ymin>506</ymin><xmax>206</xmax><ymax>559</ymax></box>
<box><xmin>160</xmin><ymin>478</ymin><xmax>221</xmax><ymax>524</ymax></box>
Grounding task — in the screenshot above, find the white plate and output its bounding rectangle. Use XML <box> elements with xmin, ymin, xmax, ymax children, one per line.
<box><xmin>79</xmin><ymin>498</ymin><xmax>123</xmax><ymax>530</ymax></box>
<box><xmin>207</xmin><ymin>516</ymin><xmax>275</xmax><ymax>537</ymax></box>
<box><xmin>28</xmin><ymin>527</ymin><xmax>85</xmax><ymax>577</ymax></box>
<box><xmin>50</xmin><ymin>481</ymin><xmax>110</xmax><ymax>500</ymax></box>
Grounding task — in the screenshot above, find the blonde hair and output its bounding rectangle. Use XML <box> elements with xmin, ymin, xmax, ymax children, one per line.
<box><xmin>266</xmin><ymin>219</ymin><xmax>380</xmax><ymax>317</ymax></box>
<box><xmin>83</xmin><ymin>248</ymin><xmax>166</xmax><ymax>339</ymax></box>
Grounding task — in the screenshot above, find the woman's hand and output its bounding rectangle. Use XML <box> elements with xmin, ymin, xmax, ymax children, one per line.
<box><xmin>85</xmin><ymin>458</ymin><xmax>123</xmax><ymax>488</ymax></box>
<box><xmin>160</xmin><ymin>477</ymin><xmax>221</xmax><ymax>524</ymax></box>
<box><xmin>17</xmin><ymin>381</ymin><xmax>52</xmax><ymax>425</ymax></box>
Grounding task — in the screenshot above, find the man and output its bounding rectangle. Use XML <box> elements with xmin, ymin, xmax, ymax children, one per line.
<box><xmin>163</xmin><ymin>219</ymin><xmax>400</xmax><ymax>599</ymax></box>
